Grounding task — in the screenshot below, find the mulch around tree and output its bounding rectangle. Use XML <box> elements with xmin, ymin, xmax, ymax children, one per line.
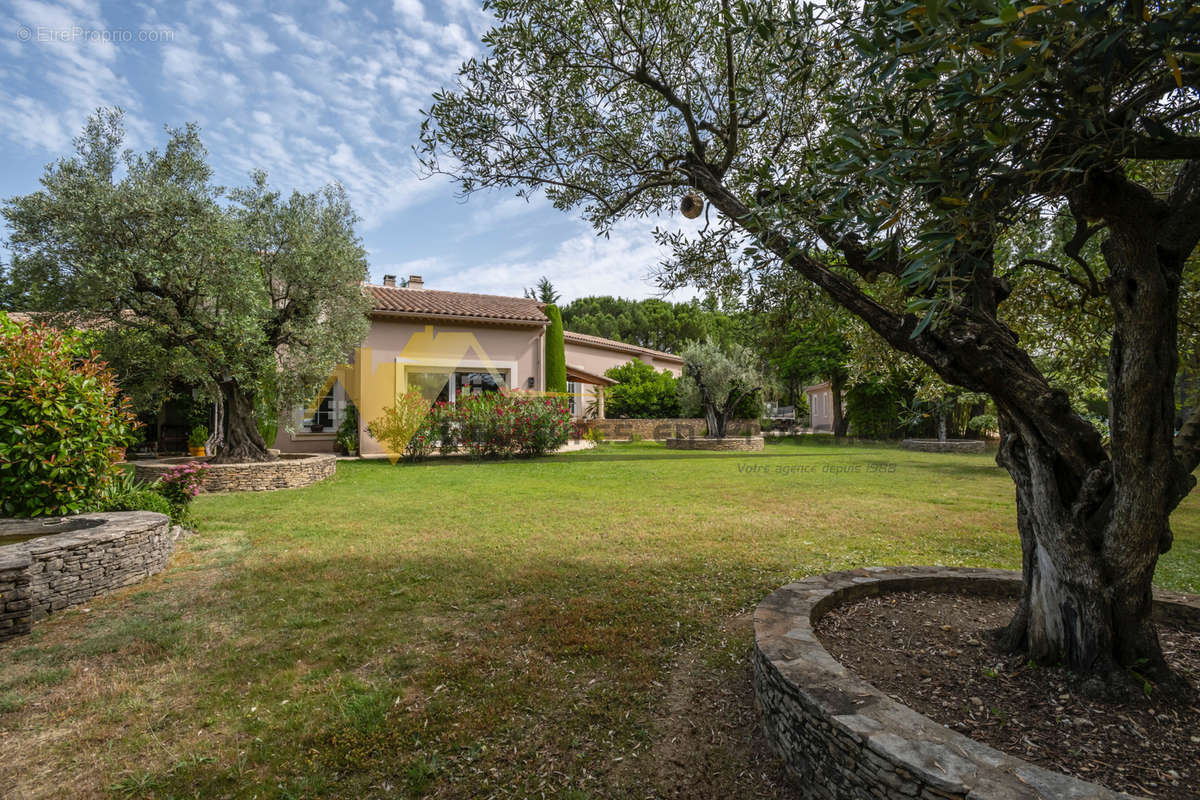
<box><xmin>815</xmin><ymin>591</ymin><xmax>1200</xmax><ymax>800</ymax></box>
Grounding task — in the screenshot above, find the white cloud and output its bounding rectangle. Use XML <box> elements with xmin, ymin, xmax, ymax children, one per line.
<box><xmin>411</xmin><ymin>217</ymin><xmax>698</xmax><ymax>303</ymax></box>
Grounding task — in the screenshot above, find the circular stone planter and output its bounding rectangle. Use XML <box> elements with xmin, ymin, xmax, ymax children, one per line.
<box><xmin>901</xmin><ymin>438</ymin><xmax>988</xmax><ymax>454</ymax></box>
<box><xmin>753</xmin><ymin>566</ymin><xmax>1200</xmax><ymax>800</ymax></box>
<box><xmin>665</xmin><ymin>435</ymin><xmax>765</xmax><ymax>452</ymax></box>
<box><xmin>0</xmin><ymin>511</ymin><xmax>188</xmax><ymax>642</ymax></box>
<box><xmin>133</xmin><ymin>452</ymin><xmax>335</xmax><ymax>493</ymax></box>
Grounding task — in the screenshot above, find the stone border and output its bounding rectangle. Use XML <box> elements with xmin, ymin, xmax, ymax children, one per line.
<box><xmin>665</xmin><ymin>435</ymin><xmax>766</xmax><ymax>452</ymax></box>
<box><xmin>754</xmin><ymin>566</ymin><xmax>1200</xmax><ymax>800</ymax></box>
<box><xmin>0</xmin><ymin>512</ymin><xmax>189</xmax><ymax>642</ymax></box>
<box><xmin>584</xmin><ymin>418</ymin><xmax>761</xmax><ymax>441</ymax></box>
<box><xmin>901</xmin><ymin>439</ymin><xmax>989</xmax><ymax>454</ymax></box>
<box><xmin>133</xmin><ymin>452</ymin><xmax>336</xmax><ymax>493</ymax></box>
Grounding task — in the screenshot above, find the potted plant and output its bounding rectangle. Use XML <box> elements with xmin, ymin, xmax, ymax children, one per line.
<box><xmin>187</xmin><ymin>425</ymin><xmax>208</xmax><ymax>458</ymax></box>
<box><xmin>335</xmin><ymin>405</ymin><xmax>359</xmax><ymax>457</ymax></box>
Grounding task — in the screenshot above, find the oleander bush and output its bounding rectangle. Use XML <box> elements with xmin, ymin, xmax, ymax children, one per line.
<box><xmin>368</xmin><ymin>390</ymin><xmax>439</xmax><ymax>462</ymax></box>
<box><xmin>0</xmin><ymin>312</ymin><xmax>138</xmax><ymax>517</ymax></box>
<box><xmin>370</xmin><ymin>391</ymin><xmax>570</xmax><ymax>462</ymax></box>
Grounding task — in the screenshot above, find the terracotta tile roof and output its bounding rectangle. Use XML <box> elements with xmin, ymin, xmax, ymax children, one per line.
<box><xmin>365</xmin><ymin>284</ymin><xmax>548</xmax><ymax>324</ymax></box>
<box><xmin>562</xmin><ymin>330</ymin><xmax>683</xmax><ymax>363</ymax></box>
<box><xmin>566</xmin><ymin>364</ymin><xmax>618</xmax><ymax>386</ymax></box>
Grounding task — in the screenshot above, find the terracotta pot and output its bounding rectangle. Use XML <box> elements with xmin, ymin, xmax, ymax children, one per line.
<box><xmin>188</xmin><ymin>446</ymin><xmax>206</xmax><ymax>458</ymax></box>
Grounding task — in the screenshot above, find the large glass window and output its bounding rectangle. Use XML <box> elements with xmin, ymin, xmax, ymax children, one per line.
<box><xmin>408</xmin><ymin>371</ymin><xmax>451</xmax><ymax>404</ymax></box>
<box><xmin>404</xmin><ymin>367</ymin><xmax>508</xmax><ymax>405</ymax></box>
<box><xmin>453</xmin><ymin>370</ymin><xmax>506</xmax><ymax>399</ymax></box>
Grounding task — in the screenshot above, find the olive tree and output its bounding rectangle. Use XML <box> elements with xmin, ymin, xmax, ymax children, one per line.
<box><xmin>421</xmin><ymin>0</ymin><xmax>1200</xmax><ymax>680</ymax></box>
<box><xmin>678</xmin><ymin>339</ymin><xmax>763</xmax><ymax>437</ymax></box>
<box><xmin>3</xmin><ymin>110</ymin><xmax>370</xmax><ymax>462</ymax></box>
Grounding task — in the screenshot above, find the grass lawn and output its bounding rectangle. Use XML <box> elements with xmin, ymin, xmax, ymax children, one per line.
<box><xmin>2</xmin><ymin>438</ymin><xmax>1198</xmax><ymax>799</ymax></box>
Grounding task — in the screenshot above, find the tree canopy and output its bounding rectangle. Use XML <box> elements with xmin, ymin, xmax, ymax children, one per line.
<box><xmin>560</xmin><ymin>295</ymin><xmax>738</xmax><ymax>353</ymax></box>
<box><xmin>422</xmin><ymin>0</ymin><xmax>1200</xmax><ymax>678</ymax></box>
<box><xmin>3</xmin><ymin>109</ymin><xmax>370</xmax><ymax>462</ymax></box>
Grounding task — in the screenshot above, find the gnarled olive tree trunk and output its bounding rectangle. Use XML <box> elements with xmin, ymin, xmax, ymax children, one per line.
<box><xmin>991</xmin><ymin>185</ymin><xmax>1192</xmax><ymax>677</ymax></box>
<box><xmin>214</xmin><ymin>378</ymin><xmax>275</xmax><ymax>464</ymax></box>
<box><xmin>696</xmin><ymin>168</ymin><xmax>1197</xmax><ymax>678</ymax></box>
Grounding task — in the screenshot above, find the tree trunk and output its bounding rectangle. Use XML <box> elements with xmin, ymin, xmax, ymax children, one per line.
<box><xmin>704</xmin><ymin>402</ymin><xmax>727</xmax><ymax>438</ymax></box>
<box><xmin>992</xmin><ymin>179</ymin><xmax>1186</xmax><ymax>679</ymax></box>
<box><xmin>696</xmin><ymin>167</ymin><xmax>1196</xmax><ymax>679</ymax></box>
<box><xmin>937</xmin><ymin>408</ymin><xmax>947</xmax><ymax>442</ymax></box>
<box><xmin>213</xmin><ymin>379</ymin><xmax>275</xmax><ymax>463</ymax></box>
<box><xmin>831</xmin><ymin>372</ymin><xmax>848</xmax><ymax>437</ymax></box>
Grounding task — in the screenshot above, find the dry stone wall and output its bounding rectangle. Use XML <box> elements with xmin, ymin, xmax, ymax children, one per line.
<box><xmin>133</xmin><ymin>453</ymin><xmax>335</xmax><ymax>493</ymax></box>
<box><xmin>754</xmin><ymin>566</ymin><xmax>1200</xmax><ymax>799</ymax></box>
<box><xmin>0</xmin><ymin>512</ymin><xmax>188</xmax><ymax>642</ymax></box>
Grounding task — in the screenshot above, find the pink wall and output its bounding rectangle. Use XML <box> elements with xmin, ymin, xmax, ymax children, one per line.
<box><xmin>563</xmin><ymin>341</ymin><xmax>683</xmax><ymax>418</ymax></box>
<box><xmin>275</xmin><ymin>315</ymin><xmax>546</xmax><ymax>456</ymax></box>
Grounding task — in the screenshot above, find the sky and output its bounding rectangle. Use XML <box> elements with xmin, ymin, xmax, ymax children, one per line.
<box><xmin>0</xmin><ymin>0</ymin><xmax>694</xmax><ymax>303</ymax></box>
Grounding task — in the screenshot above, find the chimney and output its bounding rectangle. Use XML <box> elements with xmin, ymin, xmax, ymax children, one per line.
<box><xmin>407</xmin><ymin>275</ymin><xmax>424</xmax><ymax>289</ymax></box>
<box><xmin>382</xmin><ymin>274</ymin><xmax>396</xmax><ymax>287</ymax></box>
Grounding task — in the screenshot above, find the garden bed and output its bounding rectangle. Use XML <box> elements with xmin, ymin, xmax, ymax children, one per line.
<box><xmin>665</xmin><ymin>435</ymin><xmax>765</xmax><ymax>452</ymax></box>
<box><xmin>753</xmin><ymin>567</ymin><xmax>1200</xmax><ymax>800</ymax></box>
<box><xmin>818</xmin><ymin>590</ymin><xmax>1199</xmax><ymax>799</ymax></box>
<box><xmin>133</xmin><ymin>453</ymin><xmax>335</xmax><ymax>493</ymax></box>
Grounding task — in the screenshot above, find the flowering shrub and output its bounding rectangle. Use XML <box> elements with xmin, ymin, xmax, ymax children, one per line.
<box><xmin>457</xmin><ymin>393</ymin><xmax>570</xmax><ymax>459</ymax></box>
<box><xmin>369</xmin><ymin>391</ymin><xmax>570</xmax><ymax>462</ymax></box>
<box><xmin>155</xmin><ymin>461</ymin><xmax>210</xmax><ymax>522</ymax></box>
<box><xmin>368</xmin><ymin>391</ymin><xmax>438</xmax><ymax>462</ymax></box>
<box><xmin>0</xmin><ymin>312</ymin><xmax>138</xmax><ymax>517</ymax></box>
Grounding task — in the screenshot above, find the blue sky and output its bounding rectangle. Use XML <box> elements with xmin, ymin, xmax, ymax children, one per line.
<box><xmin>0</xmin><ymin>0</ymin><xmax>692</xmax><ymax>302</ymax></box>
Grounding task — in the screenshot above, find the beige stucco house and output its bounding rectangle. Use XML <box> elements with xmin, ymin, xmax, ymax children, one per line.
<box><xmin>274</xmin><ymin>276</ymin><xmax>684</xmax><ymax>456</ymax></box>
<box><xmin>804</xmin><ymin>381</ymin><xmax>845</xmax><ymax>432</ymax></box>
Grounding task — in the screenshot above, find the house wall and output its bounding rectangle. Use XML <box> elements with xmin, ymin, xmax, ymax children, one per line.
<box><xmin>563</xmin><ymin>340</ymin><xmax>684</xmax><ymax>419</ymax></box>
<box><xmin>274</xmin><ymin>317</ymin><xmax>545</xmax><ymax>456</ymax></box>
<box><xmin>807</xmin><ymin>384</ymin><xmax>833</xmax><ymax>432</ymax></box>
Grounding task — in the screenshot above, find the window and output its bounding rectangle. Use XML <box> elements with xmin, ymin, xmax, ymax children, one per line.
<box><xmin>453</xmin><ymin>370</ymin><xmax>507</xmax><ymax>399</ymax></box>
<box><xmin>408</xmin><ymin>371</ymin><xmax>451</xmax><ymax>404</ymax></box>
<box><xmin>300</xmin><ymin>381</ymin><xmax>346</xmax><ymax>432</ymax></box>
<box><xmin>403</xmin><ymin>367</ymin><xmax>509</xmax><ymax>405</ymax></box>
<box><xmin>566</xmin><ymin>381</ymin><xmax>579</xmax><ymax>415</ymax></box>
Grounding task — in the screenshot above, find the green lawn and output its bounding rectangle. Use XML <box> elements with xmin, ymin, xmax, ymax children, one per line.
<box><xmin>3</xmin><ymin>438</ymin><xmax>1198</xmax><ymax>799</ymax></box>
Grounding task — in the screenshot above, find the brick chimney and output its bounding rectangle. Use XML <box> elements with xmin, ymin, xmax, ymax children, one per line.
<box><xmin>407</xmin><ymin>275</ymin><xmax>424</xmax><ymax>289</ymax></box>
<box><xmin>382</xmin><ymin>274</ymin><xmax>397</xmax><ymax>287</ymax></box>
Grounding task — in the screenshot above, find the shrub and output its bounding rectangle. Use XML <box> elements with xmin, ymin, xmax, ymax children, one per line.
<box><xmin>0</xmin><ymin>312</ymin><xmax>138</xmax><ymax>517</ymax></box>
<box><xmin>603</xmin><ymin>358</ymin><xmax>680</xmax><ymax>418</ymax></box>
<box><xmin>368</xmin><ymin>391</ymin><xmax>438</xmax><ymax>461</ymax></box>
<box><xmin>98</xmin><ymin>474</ymin><xmax>175</xmax><ymax>520</ymax></box>
<box><xmin>458</xmin><ymin>393</ymin><xmax>570</xmax><ymax>459</ymax></box>
<box><xmin>336</xmin><ymin>404</ymin><xmax>359</xmax><ymax>454</ymax></box>
<box><xmin>187</xmin><ymin>425</ymin><xmax>209</xmax><ymax>449</ymax></box>
<box><xmin>846</xmin><ymin>381</ymin><xmax>904</xmax><ymax>439</ymax></box>
<box><xmin>370</xmin><ymin>392</ymin><xmax>571</xmax><ymax>462</ymax></box>
<box><xmin>155</xmin><ymin>462</ymin><xmax>210</xmax><ymax>523</ymax></box>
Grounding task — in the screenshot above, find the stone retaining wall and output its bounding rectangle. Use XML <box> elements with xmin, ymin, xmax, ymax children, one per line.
<box><xmin>754</xmin><ymin>566</ymin><xmax>1200</xmax><ymax>800</ymax></box>
<box><xmin>665</xmin><ymin>435</ymin><xmax>765</xmax><ymax>452</ymax></box>
<box><xmin>900</xmin><ymin>439</ymin><xmax>989</xmax><ymax>454</ymax></box>
<box><xmin>583</xmin><ymin>418</ymin><xmax>760</xmax><ymax>441</ymax></box>
<box><xmin>134</xmin><ymin>452</ymin><xmax>336</xmax><ymax>493</ymax></box>
<box><xmin>0</xmin><ymin>512</ymin><xmax>188</xmax><ymax>642</ymax></box>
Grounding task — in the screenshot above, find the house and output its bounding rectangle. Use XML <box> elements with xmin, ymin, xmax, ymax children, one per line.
<box><xmin>804</xmin><ymin>381</ymin><xmax>843</xmax><ymax>432</ymax></box>
<box><xmin>274</xmin><ymin>275</ymin><xmax>684</xmax><ymax>456</ymax></box>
